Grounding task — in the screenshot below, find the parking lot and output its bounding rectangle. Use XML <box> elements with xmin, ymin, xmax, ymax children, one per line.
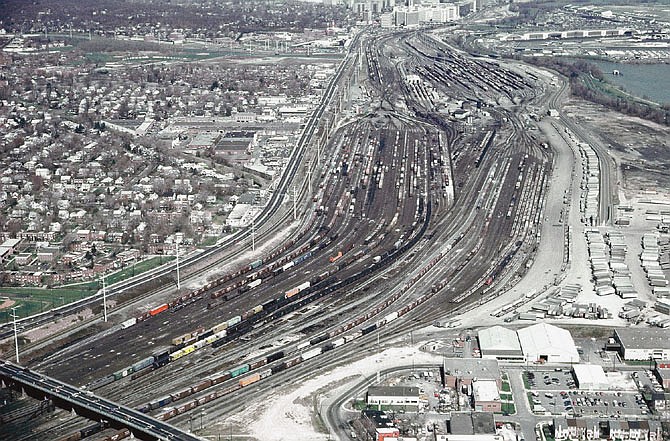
<box><xmin>530</xmin><ymin>389</ymin><xmax>650</xmax><ymax>418</ymax></box>
<box><xmin>525</xmin><ymin>369</ymin><xmax>576</xmax><ymax>391</ymax></box>
<box><xmin>524</xmin><ymin>370</ymin><xmax>651</xmax><ymax>417</ymax></box>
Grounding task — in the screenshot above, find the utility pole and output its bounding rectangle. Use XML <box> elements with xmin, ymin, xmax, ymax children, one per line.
<box><xmin>11</xmin><ymin>307</ymin><xmax>19</xmax><ymax>363</ymax></box>
<box><xmin>251</xmin><ymin>219</ymin><xmax>256</xmax><ymax>251</ymax></box>
<box><xmin>176</xmin><ymin>242</ymin><xmax>181</xmax><ymax>290</ymax></box>
<box><xmin>101</xmin><ymin>275</ymin><xmax>107</xmax><ymax>322</ymax></box>
<box><xmin>293</xmin><ymin>185</ymin><xmax>297</xmax><ymax>220</ymax></box>
<box><xmin>376</xmin><ymin>328</ymin><xmax>381</xmax><ymax>383</ymax></box>
<box><xmin>307</xmin><ymin>162</ymin><xmax>312</xmax><ymax>196</ymax></box>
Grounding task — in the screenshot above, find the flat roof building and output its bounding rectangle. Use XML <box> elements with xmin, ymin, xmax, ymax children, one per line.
<box><xmin>450</xmin><ymin>412</ymin><xmax>496</xmax><ymax>434</ymax></box>
<box><xmin>572</xmin><ymin>364</ymin><xmax>609</xmax><ymax>390</ymax></box>
<box><xmin>517</xmin><ymin>323</ymin><xmax>579</xmax><ymax>364</ymax></box>
<box><xmin>477</xmin><ymin>326</ymin><xmax>523</xmax><ymax>361</ymax></box>
<box><xmin>613</xmin><ymin>328</ymin><xmax>670</xmax><ymax>361</ymax></box>
<box><xmin>472</xmin><ymin>379</ymin><xmax>501</xmax><ymax>413</ymax></box>
<box><xmin>654</xmin><ymin>360</ymin><xmax>670</xmax><ymax>390</ymax></box>
<box><xmin>367</xmin><ymin>386</ymin><xmax>419</xmax><ymax>410</ymax></box>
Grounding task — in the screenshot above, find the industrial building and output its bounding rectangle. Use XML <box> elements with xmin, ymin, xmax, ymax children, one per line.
<box><xmin>440</xmin><ymin>412</ymin><xmax>502</xmax><ymax>441</ymax></box>
<box><xmin>442</xmin><ymin>358</ymin><xmax>502</xmax><ymax>390</ymax></box>
<box><xmin>613</xmin><ymin>328</ymin><xmax>670</xmax><ymax>360</ymax></box>
<box><xmin>572</xmin><ymin>364</ymin><xmax>609</xmax><ymax>390</ymax></box>
<box><xmin>366</xmin><ymin>386</ymin><xmax>419</xmax><ymax>410</ymax></box>
<box><xmin>654</xmin><ymin>360</ymin><xmax>670</xmax><ymax>390</ymax></box>
<box><xmin>471</xmin><ymin>379</ymin><xmax>501</xmax><ymax>413</ymax></box>
<box><xmin>517</xmin><ymin>323</ymin><xmax>580</xmax><ymax>363</ymax></box>
<box><xmin>477</xmin><ymin>326</ymin><xmax>524</xmax><ymax>361</ymax></box>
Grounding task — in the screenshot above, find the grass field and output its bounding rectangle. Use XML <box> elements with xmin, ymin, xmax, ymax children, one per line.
<box><xmin>0</xmin><ymin>256</ymin><xmax>173</xmax><ymax>321</ymax></box>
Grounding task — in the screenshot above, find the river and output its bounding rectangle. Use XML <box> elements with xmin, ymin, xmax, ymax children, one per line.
<box><xmin>590</xmin><ymin>60</ymin><xmax>670</xmax><ymax>106</ymax></box>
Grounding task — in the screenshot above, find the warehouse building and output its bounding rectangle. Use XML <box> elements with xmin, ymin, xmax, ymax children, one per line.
<box><xmin>477</xmin><ymin>326</ymin><xmax>524</xmax><ymax>361</ymax></box>
<box><xmin>366</xmin><ymin>386</ymin><xmax>419</xmax><ymax>410</ymax></box>
<box><xmin>572</xmin><ymin>364</ymin><xmax>609</xmax><ymax>390</ymax></box>
<box><xmin>613</xmin><ymin>328</ymin><xmax>670</xmax><ymax>360</ymax></box>
<box><xmin>517</xmin><ymin>323</ymin><xmax>579</xmax><ymax>364</ymax></box>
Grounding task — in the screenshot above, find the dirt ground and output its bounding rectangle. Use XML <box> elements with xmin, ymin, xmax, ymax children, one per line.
<box><xmin>0</xmin><ymin>298</ymin><xmax>16</xmax><ymax>310</ymax></box>
<box><xmin>563</xmin><ymin>99</ymin><xmax>670</xmax><ymax>197</ymax></box>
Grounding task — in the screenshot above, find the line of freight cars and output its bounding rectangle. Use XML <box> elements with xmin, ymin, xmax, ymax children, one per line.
<box><xmin>153</xmin><ymin>253</ymin><xmax>446</xmax><ymax>422</ymax></box>
<box><xmin>54</xmin><ymin>424</ymin><xmax>129</xmax><ymax>441</ymax></box>
<box><xmin>147</xmin><ymin>204</ymin><xmax>444</xmax><ymax>422</ymax></box>
<box><xmin>89</xmin><ymin>200</ymin><xmax>432</xmax><ymax>391</ymax></box>
<box><xmin>139</xmin><ymin>351</ymin><xmax>285</xmax><ymax>415</ymax></box>
<box><xmin>91</xmin><ymin>280</ymin><xmax>315</xmax><ymax>388</ymax></box>
<box><xmin>149</xmin><ymin>301</ymin><xmax>395</xmax><ymax>422</ymax></box>
<box><xmin>123</xmin><ymin>215</ymin><xmax>329</xmax><ymax>327</ymax></box>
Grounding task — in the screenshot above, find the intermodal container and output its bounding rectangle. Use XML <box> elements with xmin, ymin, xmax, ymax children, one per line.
<box><xmin>285</xmin><ymin>287</ymin><xmax>300</xmax><ymax>298</ymax></box>
<box><xmin>131</xmin><ymin>356</ymin><xmax>154</xmax><ymax>373</ymax></box>
<box><xmin>120</xmin><ymin>318</ymin><xmax>137</xmax><ymax>329</ymax></box>
<box><xmin>301</xmin><ymin>348</ymin><xmax>322</xmax><ymax>361</ymax></box>
<box><xmin>149</xmin><ymin>304</ymin><xmax>169</xmax><ymax>316</ymax></box>
<box><xmin>213</xmin><ymin>322</ymin><xmax>228</xmax><ymax>333</ymax></box>
<box><xmin>230</xmin><ymin>364</ymin><xmax>250</xmax><ymax>378</ymax></box>
<box><xmin>239</xmin><ymin>373</ymin><xmax>261</xmax><ymax>387</ymax></box>
<box><xmin>227</xmin><ymin>315</ymin><xmax>242</xmax><ymax>327</ymax></box>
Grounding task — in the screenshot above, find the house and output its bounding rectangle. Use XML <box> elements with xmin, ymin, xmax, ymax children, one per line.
<box><xmin>553</xmin><ymin>417</ymin><xmax>599</xmax><ymax>440</ymax></box>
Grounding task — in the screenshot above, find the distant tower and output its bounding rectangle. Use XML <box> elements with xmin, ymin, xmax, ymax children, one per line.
<box><xmin>472</xmin><ymin>0</ymin><xmax>477</xmax><ymax>13</ymax></box>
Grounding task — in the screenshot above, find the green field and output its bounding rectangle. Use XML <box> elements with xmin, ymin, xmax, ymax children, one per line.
<box><xmin>500</xmin><ymin>402</ymin><xmax>516</xmax><ymax>415</ymax></box>
<box><xmin>0</xmin><ymin>256</ymin><xmax>173</xmax><ymax>321</ymax></box>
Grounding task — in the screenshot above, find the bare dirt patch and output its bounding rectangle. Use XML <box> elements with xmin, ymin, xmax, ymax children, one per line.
<box><xmin>0</xmin><ymin>298</ymin><xmax>16</xmax><ymax>310</ymax></box>
<box><xmin>563</xmin><ymin>99</ymin><xmax>670</xmax><ymax>196</ymax></box>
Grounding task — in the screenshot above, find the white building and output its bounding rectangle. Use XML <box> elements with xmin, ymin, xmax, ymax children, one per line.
<box><xmin>225</xmin><ymin>203</ymin><xmax>257</xmax><ymax>228</ymax></box>
<box><xmin>471</xmin><ymin>379</ymin><xmax>501</xmax><ymax>413</ymax></box>
<box><xmin>572</xmin><ymin>364</ymin><xmax>609</xmax><ymax>390</ymax></box>
<box><xmin>614</xmin><ymin>328</ymin><xmax>670</xmax><ymax>361</ymax></box>
<box><xmin>366</xmin><ymin>386</ymin><xmax>419</xmax><ymax>409</ymax></box>
<box><xmin>477</xmin><ymin>326</ymin><xmax>524</xmax><ymax>361</ymax></box>
<box><xmin>517</xmin><ymin>323</ymin><xmax>579</xmax><ymax>364</ymax></box>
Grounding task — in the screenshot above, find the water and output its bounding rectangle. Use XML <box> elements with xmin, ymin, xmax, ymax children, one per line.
<box><xmin>590</xmin><ymin>60</ymin><xmax>670</xmax><ymax>105</ymax></box>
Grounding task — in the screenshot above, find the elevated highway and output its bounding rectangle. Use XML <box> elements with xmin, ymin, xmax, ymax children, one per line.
<box><xmin>0</xmin><ymin>360</ymin><xmax>203</xmax><ymax>441</ymax></box>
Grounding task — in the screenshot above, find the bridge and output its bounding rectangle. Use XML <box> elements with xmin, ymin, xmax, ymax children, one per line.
<box><xmin>0</xmin><ymin>360</ymin><xmax>203</xmax><ymax>441</ymax></box>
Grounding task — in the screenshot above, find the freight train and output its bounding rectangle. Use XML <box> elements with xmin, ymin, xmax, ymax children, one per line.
<box><xmin>89</xmin><ymin>200</ymin><xmax>432</xmax><ymax>393</ymax></box>
<box><xmin>138</xmin><ymin>204</ymin><xmax>446</xmax><ymax>422</ymax></box>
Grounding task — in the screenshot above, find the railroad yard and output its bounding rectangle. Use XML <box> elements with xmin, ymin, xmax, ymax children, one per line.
<box><xmin>2</xmin><ymin>6</ymin><xmax>670</xmax><ymax>441</ymax></box>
